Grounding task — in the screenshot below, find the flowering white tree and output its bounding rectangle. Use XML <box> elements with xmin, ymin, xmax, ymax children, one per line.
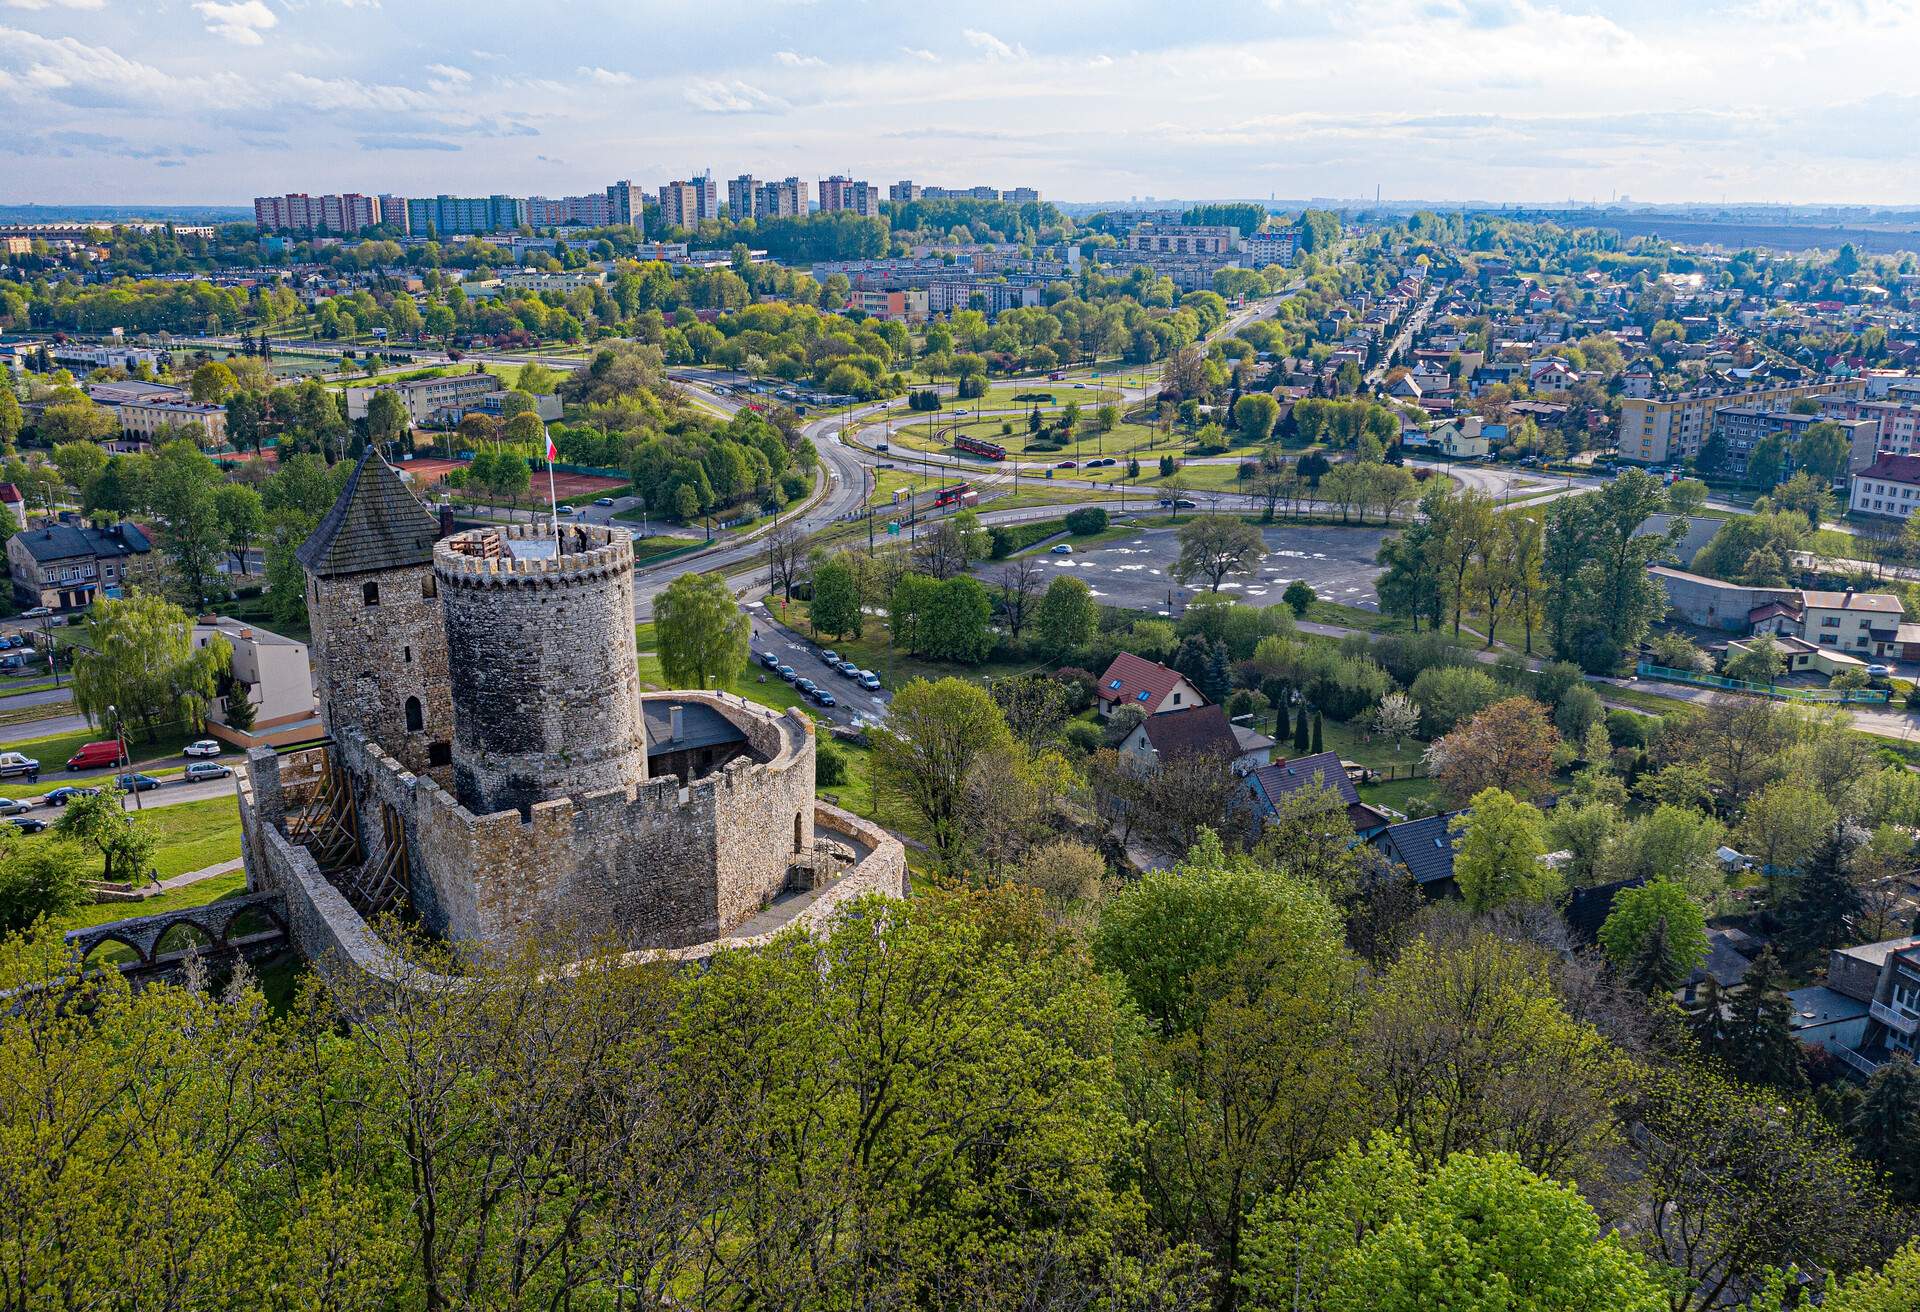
<box><xmin>1372</xmin><ymin>691</ymin><xmax>1421</xmax><ymax>754</ymax></box>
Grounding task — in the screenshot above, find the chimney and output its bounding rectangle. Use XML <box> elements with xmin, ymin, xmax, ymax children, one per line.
<box><xmin>669</xmin><ymin>705</ymin><xmax>683</xmax><ymax>742</ymax></box>
<box><xmin>437</xmin><ymin>505</ymin><xmax>455</xmax><ymax>539</ymax></box>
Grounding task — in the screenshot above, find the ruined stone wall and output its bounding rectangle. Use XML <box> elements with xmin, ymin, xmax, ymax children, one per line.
<box><xmin>435</xmin><ymin>524</ymin><xmax>647</xmax><ymax>818</ymax></box>
<box><xmin>306</xmin><ymin>564</ymin><xmax>452</xmax><ymax>777</ymax></box>
<box><xmin>706</xmin><ymin>703</ymin><xmax>817</xmax><ymax>932</ymax></box>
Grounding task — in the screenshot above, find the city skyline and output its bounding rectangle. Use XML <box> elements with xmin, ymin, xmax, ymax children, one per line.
<box><xmin>5</xmin><ymin>1</ymin><xmax>1920</xmax><ymax>207</ymax></box>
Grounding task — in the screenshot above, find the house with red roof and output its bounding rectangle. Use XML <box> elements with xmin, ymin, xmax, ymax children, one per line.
<box><xmin>1095</xmin><ymin>651</ymin><xmax>1206</xmax><ymax>719</ymax></box>
<box><xmin>0</xmin><ymin>484</ymin><xmax>22</xmax><ymax>530</ymax></box>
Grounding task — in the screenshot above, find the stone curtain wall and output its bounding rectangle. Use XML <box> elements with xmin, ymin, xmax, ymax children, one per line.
<box><xmin>436</xmin><ymin>524</ymin><xmax>648</xmax><ymax>818</ymax></box>
<box><xmin>306</xmin><ymin>564</ymin><xmax>452</xmax><ymax>778</ymax></box>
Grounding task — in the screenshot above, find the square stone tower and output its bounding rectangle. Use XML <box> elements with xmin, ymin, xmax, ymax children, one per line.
<box><xmin>297</xmin><ymin>449</ymin><xmax>453</xmax><ymax>776</ymax></box>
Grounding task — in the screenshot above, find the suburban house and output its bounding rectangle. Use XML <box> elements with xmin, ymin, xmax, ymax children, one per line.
<box><xmin>1116</xmin><ymin>703</ymin><xmax>1273</xmax><ymax>773</ymax></box>
<box><xmin>1650</xmin><ymin>568</ymin><xmax>1911</xmax><ymax>659</ymax></box>
<box><xmin>5</xmin><ymin>520</ymin><xmax>150</xmax><ymax>611</ymax></box>
<box><xmin>1792</xmin><ymin>934</ymin><xmax>1920</xmax><ymax>1078</ymax></box>
<box><xmin>1095</xmin><ymin>652</ymin><xmax>1206</xmax><ymax>719</ymax></box>
<box><xmin>1370</xmin><ymin>809</ymin><xmax>1465</xmax><ymax>897</ymax></box>
<box><xmin>1411</xmin><ymin>413</ymin><xmax>1491</xmax><ymax>458</ymax></box>
<box><xmin>191</xmin><ymin>616</ymin><xmax>320</xmax><ymax>750</ymax></box>
<box><xmin>1244</xmin><ymin>751</ymin><xmax>1391</xmax><ymax>839</ymax></box>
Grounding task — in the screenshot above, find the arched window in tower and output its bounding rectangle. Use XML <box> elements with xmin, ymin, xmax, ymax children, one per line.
<box><xmin>363</xmin><ymin>581</ymin><xmax>380</xmax><ymax>607</ymax></box>
<box><xmin>405</xmin><ymin>696</ymin><xmax>424</xmax><ymax>733</ymax></box>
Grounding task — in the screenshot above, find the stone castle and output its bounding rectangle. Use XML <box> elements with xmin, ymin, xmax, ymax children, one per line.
<box><xmin>235</xmin><ymin>450</ymin><xmax>904</xmax><ymax>979</ymax></box>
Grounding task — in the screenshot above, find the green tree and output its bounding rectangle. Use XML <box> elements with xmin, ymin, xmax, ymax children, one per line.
<box><xmin>55</xmin><ymin>789</ymin><xmax>158</xmax><ymax>884</ymax></box>
<box><xmin>1541</xmin><ymin>468</ymin><xmax>1674</xmax><ymax>671</ymax></box>
<box><xmin>870</xmin><ymin>677</ymin><xmax>1012</xmax><ymax>868</ymax></box>
<box><xmin>1033</xmin><ymin>575</ymin><xmax>1097</xmax><ymax>656</ymax></box>
<box><xmin>1779</xmin><ymin>824</ymin><xmax>1864</xmax><ymax>958</ymax></box>
<box><xmin>1451</xmin><ymin>788</ymin><xmax>1555</xmax><ymax>911</ymax></box>
<box><xmin>50</xmin><ymin>440</ymin><xmax>107</xmax><ymax>501</ymax></box>
<box><xmin>807</xmin><ymin>557</ymin><xmax>863</xmax><ymax>640</ymax></box>
<box><xmin>0</xmin><ymin>387</ymin><xmax>20</xmax><ymax>454</ymax></box>
<box><xmin>71</xmin><ymin>594</ymin><xmax>231</xmax><ymax>740</ymax></box>
<box><xmin>213</xmin><ymin>482</ymin><xmax>264</xmax><ymax>577</ymax></box>
<box><xmin>1239</xmin><ymin>1134</ymin><xmax>1668</xmax><ymax>1312</ymax></box>
<box><xmin>0</xmin><ymin>838</ymin><xmax>85</xmax><ymax>933</ymax></box>
<box><xmin>144</xmin><ymin>439</ymin><xmax>230</xmax><ymax>608</ymax></box>
<box><xmin>1725</xmin><ymin>635</ymin><xmax>1784</xmax><ymax>687</ymax></box>
<box><xmin>1233</xmin><ymin>393</ymin><xmax>1280</xmax><ymax>442</ymax></box>
<box><xmin>1283</xmin><ymin>579</ymin><xmax>1314</xmax><ymax>616</ymax></box>
<box><xmin>1598</xmin><ymin>878</ymin><xmax>1708</xmax><ymax>991</ymax></box>
<box><xmin>653</xmin><ymin>571</ymin><xmax>748</xmax><ymax>689</ymax></box>
<box><xmin>38</xmin><ymin>398</ymin><xmax>119</xmax><ymax>446</ymax></box>
<box><xmin>188</xmin><ymin>360</ymin><xmax>238</xmax><ymax>403</ymax></box>
<box><xmin>364</xmin><ymin>389</ymin><xmax>411</xmax><ymax>453</ymax></box>
<box><xmin>1850</xmin><ymin>1062</ymin><xmax>1920</xmax><ymax>1205</ymax></box>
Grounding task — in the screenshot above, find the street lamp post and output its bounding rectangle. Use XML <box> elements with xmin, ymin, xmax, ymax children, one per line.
<box><xmin>108</xmin><ymin>704</ymin><xmax>139</xmax><ymax>811</ymax></box>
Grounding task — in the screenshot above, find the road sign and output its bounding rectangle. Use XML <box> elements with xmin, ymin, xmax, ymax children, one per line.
<box><xmin>887</xmin><ymin>520</ymin><xmax>900</xmax><ymax>536</ymax></box>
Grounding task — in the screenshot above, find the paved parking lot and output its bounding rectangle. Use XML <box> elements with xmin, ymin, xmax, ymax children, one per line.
<box><xmin>993</xmin><ymin>523</ymin><xmax>1389</xmax><ymax>615</ymax></box>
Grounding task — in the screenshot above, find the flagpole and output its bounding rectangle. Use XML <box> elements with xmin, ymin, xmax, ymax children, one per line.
<box><xmin>543</xmin><ymin>422</ymin><xmax>559</xmax><ymax>540</ymax></box>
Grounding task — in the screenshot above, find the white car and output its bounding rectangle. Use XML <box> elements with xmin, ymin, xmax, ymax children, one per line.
<box><xmin>183</xmin><ymin>739</ymin><xmax>222</xmax><ymax>759</ymax></box>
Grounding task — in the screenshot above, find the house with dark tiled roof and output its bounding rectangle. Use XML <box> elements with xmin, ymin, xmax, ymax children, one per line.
<box><xmin>1245</xmin><ymin>751</ymin><xmax>1391</xmax><ymax>839</ymax></box>
<box><xmin>1117</xmin><ymin>703</ymin><xmax>1272</xmax><ymax>773</ymax></box>
<box><xmin>5</xmin><ymin>518</ymin><xmax>150</xmax><ymax>611</ymax></box>
<box><xmin>1095</xmin><ymin>651</ymin><xmax>1205</xmax><ymax>719</ymax></box>
<box><xmin>1370</xmin><ymin>809</ymin><xmax>1466</xmax><ymax>896</ymax></box>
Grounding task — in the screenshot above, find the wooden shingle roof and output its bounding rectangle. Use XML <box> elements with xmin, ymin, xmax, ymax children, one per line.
<box><xmin>296</xmin><ymin>449</ymin><xmax>439</xmax><ymax>579</ymax></box>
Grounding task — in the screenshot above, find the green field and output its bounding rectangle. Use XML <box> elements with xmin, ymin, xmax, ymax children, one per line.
<box><xmin>53</xmin><ymin>871</ymin><xmax>250</xmax><ymax>937</ymax></box>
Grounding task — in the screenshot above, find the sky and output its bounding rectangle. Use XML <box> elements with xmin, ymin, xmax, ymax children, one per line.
<box><xmin>4</xmin><ymin>0</ymin><xmax>1920</xmax><ymax>208</ymax></box>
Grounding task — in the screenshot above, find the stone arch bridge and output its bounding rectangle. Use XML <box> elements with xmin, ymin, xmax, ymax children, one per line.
<box><xmin>64</xmin><ymin>891</ymin><xmax>289</xmax><ymax>979</ymax></box>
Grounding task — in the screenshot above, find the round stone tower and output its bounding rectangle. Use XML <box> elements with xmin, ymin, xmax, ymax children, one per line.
<box><xmin>433</xmin><ymin>522</ymin><xmax>647</xmax><ymax>818</ymax></box>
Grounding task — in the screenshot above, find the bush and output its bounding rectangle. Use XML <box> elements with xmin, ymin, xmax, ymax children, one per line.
<box><xmin>989</xmin><ymin>518</ymin><xmax>1070</xmax><ymax>558</ymax></box>
<box><xmin>1372</xmin><ymin>631</ymin><xmax>1470</xmax><ymax>687</ymax></box>
<box><xmin>1283</xmin><ymin>580</ymin><xmax>1315</xmax><ymax>617</ymax></box>
<box><xmin>1053</xmin><ymin>665</ymin><xmax>1097</xmax><ymax>712</ymax></box>
<box><xmin>779</xmin><ymin>472</ymin><xmax>808</xmax><ymax>501</ymax></box>
<box><xmin>815</xmin><ymin>739</ymin><xmax>850</xmax><ymax>787</ymax></box>
<box><xmin>1554</xmin><ymin>683</ymin><xmax>1605</xmax><ymax>738</ymax></box>
<box><xmin>1061</xmin><ymin>721</ymin><xmax>1102</xmax><ymax>755</ymax></box>
<box><xmin>1409</xmin><ymin>664</ymin><xmax>1502</xmax><ymax>738</ymax></box>
<box><xmin>1605</xmin><ymin>709</ymin><xmax>1650</xmax><ymax>749</ymax></box>
<box><xmin>1064</xmin><ymin>507</ymin><xmax>1109</xmax><ymax>536</ymax></box>
<box><xmin>1533</xmin><ymin>660</ymin><xmax>1585</xmax><ymax>708</ymax></box>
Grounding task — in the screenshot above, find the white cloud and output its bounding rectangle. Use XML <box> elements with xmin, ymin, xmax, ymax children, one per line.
<box><xmin>901</xmin><ymin>46</ymin><xmax>939</xmax><ymax>61</ymax></box>
<box><xmin>282</xmin><ymin>71</ymin><xmax>434</xmax><ymax>113</ymax></box>
<box><xmin>0</xmin><ymin>26</ymin><xmax>251</xmax><ymax>107</ymax></box>
<box><xmin>193</xmin><ymin>0</ymin><xmax>276</xmax><ymax>45</ymax></box>
<box><xmin>773</xmin><ymin>50</ymin><xmax>824</xmax><ymax>68</ymax></box>
<box><xmin>962</xmin><ymin>28</ymin><xmax>1027</xmax><ymax>60</ymax></box>
<box><xmin>425</xmin><ymin>63</ymin><xmax>470</xmax><ymax>85</ymax></box>
<box><xmin>683</xmin><ymin>77</ymin><xmax>784</xmax><ymax>114</ymax></box>
<box><xmin>577</xmin><ymin>65</ymin><xmax>633</xmax><ymax>85</ymax></box>
<box><xmin>2</xmin><ymin>0</ymin><xmax>107</xmax><ymax>10</ymax></box>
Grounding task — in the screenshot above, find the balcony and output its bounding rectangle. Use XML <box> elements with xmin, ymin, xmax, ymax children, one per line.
<box><xmin>1871</xmin><ymin>1000</ymin><xmax>1919</xmax><ymax>1036</ymax></box>
<box><xmin>1838</xmin><ymin>1045</ymin><xmax>1884</xmax><ymax>1078</ymax></box>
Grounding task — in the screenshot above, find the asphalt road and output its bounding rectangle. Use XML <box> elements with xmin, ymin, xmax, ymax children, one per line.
<box><xmin>981</xmin><ymin>523</ymin><xmax>1390</xmax><ymax>615</ymax></box>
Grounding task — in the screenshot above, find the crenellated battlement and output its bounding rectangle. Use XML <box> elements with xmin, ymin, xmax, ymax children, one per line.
<box><xmin>433</xmin><ymin>522</ymin><xmax>632</xmax><ymax>587</ymax></box>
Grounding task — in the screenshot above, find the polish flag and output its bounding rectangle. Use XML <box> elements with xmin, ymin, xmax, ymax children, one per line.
<box><xmin>544</xmin><ymin>429</ymin><xmax>557</xmax><ymax>463</ymax></box>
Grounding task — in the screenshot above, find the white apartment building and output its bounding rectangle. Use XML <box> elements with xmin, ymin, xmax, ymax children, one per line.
<box><xmin>1851</xmin><ymin>453</ymin><xmax>1920</xmax><ymax>521</ymax></box>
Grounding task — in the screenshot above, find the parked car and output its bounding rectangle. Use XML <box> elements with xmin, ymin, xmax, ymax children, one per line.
<box><xmin>837</xmin><ymin>661</ymin><xmax>861</xmax><ymax>679</ymax></box>
<box><xmin>0</xmin><ymin>751</ymin><xmax>39</xmax><ymax>779</ymax></box>
<box><xmin>42</xmin><ymin>786</ymin><xmax>99</xmax><ymax>807</ymax></box>
<box><xmin>183</xmin><ymin>739</ymin><xmax>222</xmax><ymax>758</ymax></box>
<box><xmin>1050</xmin><ymin>543</ymin><xmax>1074</xmax><ymax>554</ymax></box>
<box><xmin>185</xmin><ymin>762</ymin><xmax>233</xmax><ymax>782</ymax></box>
<box><xmin>0</xmin><ymin>655</ymin><xmax>27</xmax><ymax>672</ymax></box>
<box><xmin>857</xmin><ymin>671</ymin><xmax>882</xmax><ymax>691</ymax></box>
<box><xmin>114</xmin><ymin>773</ymin><xmax>161</xmax><ymax>793</ymax></box>
<box><xmin>9</xmin><ymin>816</ymin><xmax>48</xmax><ymax>834</ymax></box>
<box><xmin>795</xmin><ymin>678</ymin><xmax>818</xmax><ymax>694</ymax></box>
<box><xmin>1868</xmin><ymin>664</ymin><xmax>1893</xmax><ymax>677</ymax></box>
<box><xmin>758</xmin><ymin>651</ymin><xmax>781</xmax><ymax>670</ymax></box>
<box><xmin>557</xmin><ymin>505</ymin><xmax>577</xmax><ymax>516</ymax></box>
<box><xmin>594</xmin><ymin>497</ymin><xmax>616</xmax><ymax>507</ymax></box>
<box><xmin>66</xmin><ymin>741</ymin><xmax>127</xmax><ymax>772</ymax></box>
<box><xmin>776</xmin><ymin>664</ymin><xmax>798</xmax><ymax>682</ymax></box>
<box><xmin>821</xmin><ymin>650</ymin><xmax>841</xmax><ymax>665</ymax></box>
<box><xmin>810</xmin><ymin>688</ymin><xmax>837</xmax><ymax>708</ymax></box>
<box><xmin>0</xmin><ymin>798</ymin><xmax>28</xmax><ymax>817</ymax></box>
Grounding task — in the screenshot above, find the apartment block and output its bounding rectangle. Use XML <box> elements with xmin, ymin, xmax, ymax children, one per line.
<box><xmin>1243</xmin><ymin>231</ymin><xmax>1296</xmax><ymax>266</ymax></box>
<box><xmin>753</xmin><ymin>177</ymin><xmax>808</xmax><ymax>219</ymax></box>
<box><xmin>848</xmin><ymin>288</ymin><xmax>928</xmax><ymax>322</ymax></box>
<box><xmin>253</xmin><ymin>193</ymin><xmax>380</xmax><ymax>234</ymax></box>
<box><xmin>377</xmin><ymin>194</ymin><xmax>409</xmax><ymax>234</ymax></box>
<box><xmin>1615</xmin><ymin>378</ymin><xmax>1861</xmax><ymax>464</ymax></box>
<box><xmin>527</xmin><ymin>189</ymin><xmax>626</xmax><ymax>227</ymax></box>
<box><xmin>1128</xmin><ymin>223</ymin><xmax>1238</xmax><ymax>255</ymax></box>
<box><xmin>727</xmin><ymin>175</ymin><xmax>757</xmax><ymax>220</ymax></box>
<box><xmin>888</xmin><ymin>181</ymin><xmax>922</xmax><ymax>203</ymax></box>
<box><xmin>118</xmin><ymin>397</ymin><xmax>228</xmax><ymax>447</ymax></box>
<box><xmin>1851</xmin><ymin>453</ymin><xmax>1920</xmax><ymax>522</ymax></box>
<box><xmin>344</xmin><ymin>371</ymin><xmax>501</xmax><ymax>427</ymax></box>
<box><xmin>658</xmin><ymin>173</ymin><xmax>718</xmax><ymax>229</ymax></box>
<box><xmin>1709</xmin><ymin>405</ymin><xmax>1879</xmax><ymax>478</ymax></box>
<box><xmin>405</xmin><ymin>195</ymin><xmax>528</xmax><ymax>237</ymax></box>
<box><xmin>818</xmin><ymin>176</ymin><xmax>881</xmax><ymax>218</ymax></box>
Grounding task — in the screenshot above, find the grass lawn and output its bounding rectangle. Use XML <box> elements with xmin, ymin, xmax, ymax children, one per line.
<box><xmin>1302</xmin><ymin>598</ymin><xmax>1397</xmax><ymax>632</ymax></box>
<box><xmin>52</xmin><ymin>871</ymin><xmax>250</xmax><ymax>936</ymax></box>
<box><xmin>20</xmin><ymin>795</ymin><xmax>243</xmax><ymax>887</ymax></box>
<box><xmin>1359</xmin><ymin>775</ymin><xmax>1436</xmax><ymax>817</ymax></box>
